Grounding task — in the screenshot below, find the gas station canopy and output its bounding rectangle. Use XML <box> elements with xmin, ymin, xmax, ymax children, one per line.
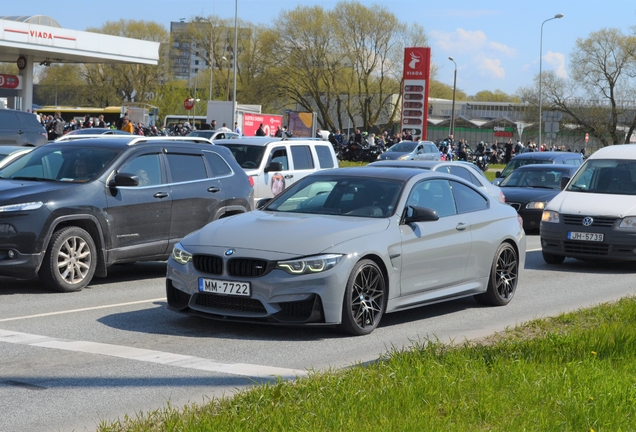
<box><xmin>0</xmin><ymin>15</ymin><xmax>160</xmax><ymax>111</ymax></box>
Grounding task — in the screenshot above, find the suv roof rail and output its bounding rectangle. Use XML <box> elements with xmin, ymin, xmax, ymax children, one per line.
<box><xmin>54</xmin><ymin>134</ymin><xmax>133</xmax><ymax>142</ymax></box>
<box><xmin>125</xmin><ymin>136</ymin><xmax>214</xmax><ymax>146</ymax></box>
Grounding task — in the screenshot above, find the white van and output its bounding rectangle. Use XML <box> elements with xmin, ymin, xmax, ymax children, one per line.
<box><xmin>216</xmin><ymin>137</ymin><xmax>339</xmax><ymax>201</ymax></box>
<box><xmin>540</xmin><ymin>144</ymin><xmax>636</xmax><ymax>264</ymax></box>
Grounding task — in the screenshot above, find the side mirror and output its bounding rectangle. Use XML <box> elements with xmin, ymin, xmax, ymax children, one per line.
<box><xmin>255</xmin><ymin>198</ymin><xmax>272</xmax><ymax>210</ymax></box>
<box><xmin>495</xmin><ymin>171</ymin><xmax>502</xmax><ymax>178</ymax></box>
<box><xmin>403</xmin><ymin>206</ymin><xmax>440</xmax><ymax>224</ymax></box>
<box><xmin>560</xmin><ymin>176</ymin><xmax>570</xmax><ymax>190</ymax></box>
<box><xmin>109</xmin><ymin>172</ymin><xmax>140</xmax><ymax>187</ymax></box>
<box><xmin>265</xmin><ymin>161</ymin><xmax>283</xmax><ymax>173</ymax></box>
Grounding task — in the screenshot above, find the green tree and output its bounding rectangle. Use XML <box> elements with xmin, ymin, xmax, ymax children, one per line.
<box><xmin>84</xmin><ymin>20</ymin><xmax>170</xmax><ymax>106</ymax></box>
<box><xmin>519</xmin><ymin>28</ymin><xmax>636</xmax><ymax>146</ymax></box>
<box><xmin>35</xmin><ymin>64</ymin><xmax>89</xmax><ymax>106</ymax></box>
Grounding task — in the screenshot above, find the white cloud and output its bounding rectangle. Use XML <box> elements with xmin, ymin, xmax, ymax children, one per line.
<box><xmin>543</xmin><ymin>51</ymin><xmax>568</xmax><ymax>79</ymax></box>
<box><xmin>489</xmin><ymin>41</ymin><xmax>517</xmax><ymax>57</ymax></box>
<box><xmin>477</xmin><ymin>57</ymin><xmax>506</xmax><ymax>79</ymax></box>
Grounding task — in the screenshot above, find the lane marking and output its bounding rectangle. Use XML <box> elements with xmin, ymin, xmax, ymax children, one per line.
<box><xmin>0</xmin><ymin>298</ymin><xmax>165</xmax><ymax>322</ymax></box>
<box><xmin>0</xmin><ymin>328</ymin><xmax>307</xmax><ymax>379</ymax></box>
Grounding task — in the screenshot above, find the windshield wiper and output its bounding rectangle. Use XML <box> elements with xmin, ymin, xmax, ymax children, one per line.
<box><xmin>11</xmin><ymin>176</ymin><xmax>54</xmax><ymax>182</ymax></box>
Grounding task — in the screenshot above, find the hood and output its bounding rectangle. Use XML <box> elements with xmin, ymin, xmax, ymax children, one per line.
<box><xmin>548</xmin><ymin>191</ymin><xmax>636</xmax><ymax>217</ymax></box>
<box><xmin>499</xmin><ymin>187</ymin><xmax>560</xmax><ymax>203</ymax></box>
<box><xmin>0</xmin><ymin>179</ymin><xmax>79</xmax><ymax>203</ymax></box>
<box><xmin>181</xmin><ymin>211</ymin><xmax>391</xmax><ymax>255</ymax></box>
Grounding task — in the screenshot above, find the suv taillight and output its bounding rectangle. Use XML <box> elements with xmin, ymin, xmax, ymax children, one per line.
<box><xmin>249</xmin><ymin>176</ymin><xmax>254</xmax><ymax>187</ymax></box>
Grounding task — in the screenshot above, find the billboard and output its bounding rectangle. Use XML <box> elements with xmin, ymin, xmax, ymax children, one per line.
<box><xmin>243</xmin><ymin>113</ymin><xmax>283</xmax><ymax>137</ymax></box>
<box><xmin>401</xmin><ymin>47</ymin><xmax>431</xmax><ymax>140</ymax></box>
<box><xmin>288</xmin><ymin>111</ymin><xmax>315</xmax><ymax>138</ymax></box>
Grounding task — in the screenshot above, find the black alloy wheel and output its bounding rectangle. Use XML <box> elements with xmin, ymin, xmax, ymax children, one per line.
<box><xmin>475</xmin><ymin>242</ymin><xmax>519</xmax><ymax>306</ymax></box>
<box><xmin>339</xmin><ymin>259</ymin><xmax>386</xmax><ymax>336</ymax></box>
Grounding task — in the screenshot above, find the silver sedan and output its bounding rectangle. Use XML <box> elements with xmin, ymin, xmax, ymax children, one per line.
<box><xmin>369</xmin><ymin>159</ymin><xmax>506</xmax><ymax>203</ymax></box>
<box><xmin>166</xmin><ymin>167</ymin><xmax>526</xmax><ymax>335</ymax></box>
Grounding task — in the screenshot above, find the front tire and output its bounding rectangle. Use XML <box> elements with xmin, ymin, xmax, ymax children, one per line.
<box><xmin>542</xmin><ymin>250</ymin><xmax>565</xmax><ymax>264</ymax></box>
<box><xmin>39</xmin><ymin>227</ymin><xmax>97</xmax><ymax>292</ymax></box>
<box><xmin>339</xmin><ymin>259</ymin><xmax>386</xmax><ymax>336</ymax></box>
<box><xmin>475</xmin><ymin>242</ymin><xmax>518</xmax><ymax>306</ymax></box>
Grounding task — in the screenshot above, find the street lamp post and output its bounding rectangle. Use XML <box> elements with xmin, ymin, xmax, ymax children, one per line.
<box><xmin>231</xmin><ymin>0</ymin><xmax>238</xmax><ymax>128</ymax></box>
<box><xmin>448</xmin><ymin>57</ymin><xmax>457</xmax><ymax>138</ymax></box>
<box><xmin>538</xmin><ymin>13</ymin><xmax>564</xmax><ymax>146</ymax></box>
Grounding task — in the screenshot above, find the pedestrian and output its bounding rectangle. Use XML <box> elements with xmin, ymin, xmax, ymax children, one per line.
<box><xmin>234</xmin><ymin>122</ymin><xmax>242</xmax><ymax>135</ymax></box>
<box><xmin>219</xmin><ymin>122</ymin><xmax>231</xmax><ymax>132</ymax></box>
<box><xmin>210</xmin><ymin>119</ymin><xmax>217</xmax><ymax>130</ymax></box>
<box><xmin>120</xmin><ymin>116</ymin><xmax>134</xmax><ymax>134</ymax></box>
<box><xmin>505</xmin><ymin>139</ymin><xmax>513</xmax><ymax>163</ymax></box>
<box><xmin>255</xmin><ymin>123</ymin><xmax>266</xmax><ymax>136</ymax></box>
<box><xmin>96</xmin><ymin>115</ymin><xmax>106</xmax><ymax>128</ymax></box>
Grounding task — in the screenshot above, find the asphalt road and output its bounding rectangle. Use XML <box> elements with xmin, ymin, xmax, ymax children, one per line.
<box><xmin>1</xmin><ymin>234</ymin><xmax>636</xmax><ymax>432</ymax></box>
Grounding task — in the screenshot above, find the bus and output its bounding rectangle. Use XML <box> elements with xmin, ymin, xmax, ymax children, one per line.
<box><xmin>35</xmin><ymin>106</ymin><xmax>124</xmax><ymax>125</ymax></box>
<box><xmin>163</xmin><ymin>115</ymin><xmax>207</xmax><ymax>130</ymax></box>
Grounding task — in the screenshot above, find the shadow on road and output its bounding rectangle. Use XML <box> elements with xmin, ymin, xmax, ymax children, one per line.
<box><xmin>0</xmin><ymin>261</ymin><xmax>167</xmax><ymax>295</ymax></box>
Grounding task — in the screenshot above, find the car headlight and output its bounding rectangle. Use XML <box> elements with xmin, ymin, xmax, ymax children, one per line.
<box><xmin>619</xmin><ymin>217</ymin><xmax>636</xmax><ymax>229</ymax></box>
<box><xmin>276</xmin><ymin>254</ymin><xmax>343</xmax><ymax>275</ymax></box>
<box><xmin>541</xmin><ymin>210</ymin><xmax>560</xmax><ymax>223</ymax></box>
<box><xmin>171</xmin><ymin>244</ymin><xmax>192</xmax><ymax>265</ymax></box>
<box><xmin>526</xmin><ymin>201</ymin><xmax>547</xmax><ymax>210</ymax></box>
<box><xmin>397</xmin><ymin>155</ymin><xmax>409</xmax><ymax>161</ymax></box>
<box><xmin>0</xmin><ymin>201</ymin><xmax>44</xmax><ymax>213</ymax></box>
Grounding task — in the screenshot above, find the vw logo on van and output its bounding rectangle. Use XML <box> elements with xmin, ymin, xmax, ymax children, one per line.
<box><xmin>582</xmin><ymin>217</ymin><xmax>594</xmax><ymax>226</ymax></box>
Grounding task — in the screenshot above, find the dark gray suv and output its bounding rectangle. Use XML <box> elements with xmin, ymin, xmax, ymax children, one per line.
<box><xmin>0</xmin><ymin>136</ymin><xmax>253</xmax><ymax>292</ymax></box>
<box><xmin>0</xmin><ymin>109</ymin><xmax>48</xmax><ymax>146</ymax></box>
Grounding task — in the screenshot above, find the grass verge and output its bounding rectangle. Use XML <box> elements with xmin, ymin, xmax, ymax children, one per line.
<box><xmin>98</xmin><ymin>297</ymin><xmax>636</xmax><ymax>431</ymax></box>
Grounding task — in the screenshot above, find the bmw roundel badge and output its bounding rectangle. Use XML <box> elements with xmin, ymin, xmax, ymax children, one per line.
<box><xmin>225</xmin><ymin>249</ymin><xmax>235</xmax><ymax>256</ymax></box>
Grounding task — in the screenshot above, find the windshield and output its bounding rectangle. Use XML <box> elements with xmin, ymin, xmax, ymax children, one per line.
<box><xmin>566</xmin><ymin>159</ymin><xmax>636</xmax><ymax>195</ymax></box>
<box><xmin>500</xmin><ymin>167</ymin><xmax>566</xmax><ymax>189</ymax></box>
<box><xmin>264</xmin><ymin>175</ymin><xmax>404</xmax><ymax>218</ymax></box>
<box><xmin>500</xmin><ymin>159</ymin><xmax>553</xmax><ymax>177</ymax></box>
<box><xmin>217</xmin><ymin>143</ymin><xmax>266</xmax><ymax>169</ymax></box>
<box><xmin>387</xmin><ymin>142</ymin><xmax>417</xmax><ymax>153</ymax></box>
<box><xmin>0</xmin><ymin>144</ymin><xmax>121</xmax><ymax>182</ymax></box>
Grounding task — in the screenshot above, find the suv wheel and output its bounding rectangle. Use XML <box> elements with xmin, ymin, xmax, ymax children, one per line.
<box><xmin>39</xmin><ymin>227</ymin><xmax>97</xmax><ymax>292</ymax></box>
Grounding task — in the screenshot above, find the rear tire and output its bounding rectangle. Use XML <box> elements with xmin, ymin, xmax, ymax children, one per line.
<box><xmin>542</xmin><ymin>250</ymin><xmax>565</xmax><ymax>264</ymax></box>
<box><xmin>475</xmin><ymin>242</ymin><xmax>518</xmax><ymax>306</ymax></box>
<box><xmin>338</xmin><ymin>259</ymin><xmax>386</xmax><ymax>336</ymax></box>
<box><xmin>39</xmin><ymin>227</ymin><xmax>97</xmax><ymax>292</ymax></box>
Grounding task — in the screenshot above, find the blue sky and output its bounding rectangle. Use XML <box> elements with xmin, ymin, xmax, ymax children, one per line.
<box><xmin>4</xmin><ymin>0</ymin><xmax>636</xmax><ymax>96</ymax></box>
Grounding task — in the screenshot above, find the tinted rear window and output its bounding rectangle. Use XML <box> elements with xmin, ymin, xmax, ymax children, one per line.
<box><xmin>315</xmin><ymin>145</ymin><xmax>335</xmax><ymax>168</ymax></box>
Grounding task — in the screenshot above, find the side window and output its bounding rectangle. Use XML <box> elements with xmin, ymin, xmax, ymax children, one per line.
<box><xmin>269</xmin><ymin>146</ymin><xmax>289</xmax><ymax>171</ymax></box>
<box><xmin>166</xmin><ymin>153</ymin><xmax>207</xmax><ymax>183</ymax></box>
<box><xmin>120</xmin><ymin>153</ymin><xmax>162</xmax><ymax>186</ymax></box>
<box><xmin>451</xmin><ymin>181</ymin><xmax>488</xmax><ymax>213</ymax></box>
<box><xmin>290</xmin><ymin>145</ymin><xmax>315</xmax><ymax>170</ymax></box>
<box><xmin>409</xmin><ymin>179</ymin><xmax>457</xmax><ymax>217</ymax></box>
<box><xmin>204</xmin><ymin>151</ymin><xmax>233</xmax><ymax>177</ymax></box>
<box><xmin>315</xmin><ymin>145</ymin><xmax>335</xmax><ymax>168</ymax></box>
<box><xmin>0</xmin><ymin>111</ymin><xmax>18</xmax><ymax>129</ymax></box>
<box><xmin>449</xmin><ymin>166</ymin><xmax>481</xmax><ymax>187</ymax></box>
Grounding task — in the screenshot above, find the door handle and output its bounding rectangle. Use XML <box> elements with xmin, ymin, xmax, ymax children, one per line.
<box><xmin>284</xmin><ymin>174</ymin><xmax>293</xmax><ymax>179</ymax></box>
<box><xmin>153</xmin><ymin>192</ymin><xmax>169</xmax><ymax>198</ymax></box>
<box><xmin>207</xmin><ymin>186</ymin><xmax>220</xmax><ymax>193</ymax></box>
<box><xmin>456</xmin><ymin>222</ymin><xmax>468</xmax><ymax>231</ymax></box>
